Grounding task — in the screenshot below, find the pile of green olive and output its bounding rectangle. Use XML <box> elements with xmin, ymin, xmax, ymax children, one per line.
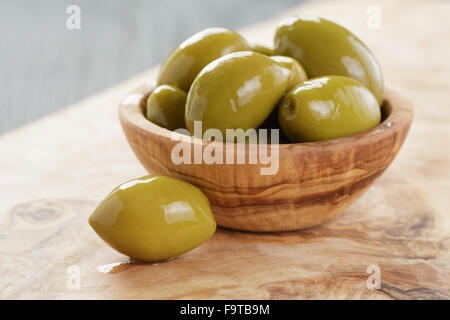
<box><xmin>90</xmin><ymin>16</ymin><xmax>384</xmax><ymax>263</ymax></box>
<box><xmin>147</xmin><ymin>15</ymin><xmax>383</xmax><ymax>142</ymax></box>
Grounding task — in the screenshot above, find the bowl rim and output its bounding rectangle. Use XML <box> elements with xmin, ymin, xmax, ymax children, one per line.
<box><xmin>119</xmin><ymin>81</ymin><xmax>414</xmax><ymax>152</ymax></box>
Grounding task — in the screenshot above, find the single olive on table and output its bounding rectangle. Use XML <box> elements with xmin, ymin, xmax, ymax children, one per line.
<box><xmin>89</xmin><ymin>175</ymin><xmax>216</xmax><ymax>262</ymax></box>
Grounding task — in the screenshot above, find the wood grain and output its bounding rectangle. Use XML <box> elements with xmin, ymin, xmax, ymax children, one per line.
<box><xmin>0</xmin><ymin>0</ymin><xmax>449</xmax><ymax>299</ymax></box>
<box><xmin>119</xmin><ymin>85</ymin><xmax>413</xmax><ymax>232</ymax></box>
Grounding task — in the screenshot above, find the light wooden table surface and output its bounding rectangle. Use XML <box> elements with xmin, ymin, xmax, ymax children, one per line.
<box><xmin>1</xmin><ymin>0</ymin><xmax>449</xmax><ymax>299</ymax></box>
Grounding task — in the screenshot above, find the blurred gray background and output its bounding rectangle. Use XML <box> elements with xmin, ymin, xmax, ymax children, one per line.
<box><xmin>0</xmin><ymin>0</ymin><xmax>305</xmax><ymax>134</ymax></box>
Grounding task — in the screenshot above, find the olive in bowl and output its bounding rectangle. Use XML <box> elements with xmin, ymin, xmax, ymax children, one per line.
<box><xmin>185</xmin><ymin>51</ymin><xmax>290</xmax><ymax>138</ymax></box>
<box><xmin>157</xmin><ymin>28</ymin><xmax>250</xmax><ymax>92</ymax></box>
<box><xmin>279</xmin><ymin>76</ymin><xmax>381</xmax><ymax>142</ymax></box>
<box><xmin>146</xmin><ymin>85</ymin><xmax>187</xmax><ymax>131</ymax></box>
<box><xmin>270</xmin><ymin>55</ymin><xmax>308</xmax><ymax>91</ymax></box>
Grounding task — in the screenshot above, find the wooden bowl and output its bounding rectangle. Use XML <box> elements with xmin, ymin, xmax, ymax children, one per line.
<box><xmin>119</xmin><ymin>82</ymin><xmax>413</xmax><ymax>232</ymax></box>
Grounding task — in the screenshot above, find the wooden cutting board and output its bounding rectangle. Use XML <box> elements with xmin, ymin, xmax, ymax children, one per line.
<box><xmin>1</xmin><ymin>0</ymin><xmax>449</xmax><ymax>299</ymax></box>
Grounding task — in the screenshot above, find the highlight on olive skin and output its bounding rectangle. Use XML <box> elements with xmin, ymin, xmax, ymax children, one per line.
<box><xmin>278</xmin><ymin>76</ymin><xmax>381</xmax><ymax>142</ymax></box>
<box><xmin>89</xmin><ymin>175</ymin><xmax>216</xmax><ymax>263</ymax></box>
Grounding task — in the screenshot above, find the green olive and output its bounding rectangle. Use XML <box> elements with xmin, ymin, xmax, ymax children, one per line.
<box><xmin>146</xmin><ymin>85</ymin><xmax>187</xmax><ymax>130</ymax></box>
<box><xmin>278</xmin><ymin>76</ymin><xmax>381</xmax><ymax>142</ymax></box>
<box><xmin>250</xmin><ymin>43</ymin><xmax>275</xmax><ymax>56</ymax></box>
<box><xmin>270</xmin><ymin>55</ymin><xmax>308</xmax><ymax>92</ymax></box>
<box><xmin>157</xmin><ymin>28</ymin><xmax>250</xmax><ymax>92</ymax></box>
<box><xmin>89</xmin><ymin>175</ymin><xmax>216</xmax><ymax>262</ymax></box>
<box><xmin>185</xmin><ymin>51</ymin><xmax>290</xmax><ymax>138</ymax></box>
<box><xmin>274</xmin><ymin>15</ymin><xmax>383</xmax><ymax>104</ymax></box>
